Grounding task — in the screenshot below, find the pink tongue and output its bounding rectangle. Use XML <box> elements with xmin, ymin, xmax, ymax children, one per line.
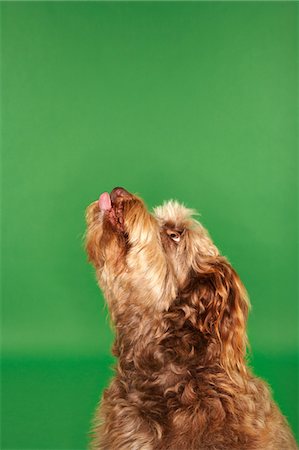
<box><xmin>99</xmin><ymin>192</ymin><xmax>112</xmax><ymax>211</ymax></box>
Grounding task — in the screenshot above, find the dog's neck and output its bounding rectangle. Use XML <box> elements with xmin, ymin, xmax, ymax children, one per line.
<box><xmin>111</xmin><ymin>301</ymin><xmax>248</xmax><ymax>385</ymax></box>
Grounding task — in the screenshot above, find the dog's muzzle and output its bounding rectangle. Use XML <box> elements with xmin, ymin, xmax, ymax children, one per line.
<box><xmin>99</xmin><ymin>187</ymin><xmax>133</xmax><ymax>211</ymax></box>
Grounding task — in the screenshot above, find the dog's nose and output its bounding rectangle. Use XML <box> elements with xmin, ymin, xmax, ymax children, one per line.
<box><xmin>110</xmin><ymin>187</ymin><xmax>133</xmax><ymax>203</ymax></box>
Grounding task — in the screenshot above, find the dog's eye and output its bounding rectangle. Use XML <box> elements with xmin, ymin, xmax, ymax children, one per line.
<box><xmin>166</xmin><ymin>229</ymin><xmax>181</xmax><ymax>243</ymax></box>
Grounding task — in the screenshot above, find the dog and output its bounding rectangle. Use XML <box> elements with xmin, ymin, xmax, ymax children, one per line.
<box><xmin>85</xmin><ymin>187</ymin><xmax>297</xmax><ymax>450</ymax></box>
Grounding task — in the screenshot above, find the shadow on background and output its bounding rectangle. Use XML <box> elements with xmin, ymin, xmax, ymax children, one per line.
<box><xmin>2</xmin><ymin>353</ymin><xmax>298</xmax><ymax>449</ymax></box>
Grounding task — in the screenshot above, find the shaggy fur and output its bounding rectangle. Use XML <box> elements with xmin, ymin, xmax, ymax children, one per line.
<box><xmin>85</xmin><ymin>187</ymin><xmax>297</xmax><ymax>450</ymax></box>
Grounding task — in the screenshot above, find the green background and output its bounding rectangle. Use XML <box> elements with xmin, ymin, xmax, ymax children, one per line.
<box><xmin>1</xmin><ymin>2</ymin><xmax>298</xmax><ymax>449</ymax></box>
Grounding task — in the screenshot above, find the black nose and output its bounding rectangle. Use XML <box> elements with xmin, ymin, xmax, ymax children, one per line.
<box><xmin>110</xmin><ymin>187</ymin><xmax>133</xmax><ymax>203</ymax></box>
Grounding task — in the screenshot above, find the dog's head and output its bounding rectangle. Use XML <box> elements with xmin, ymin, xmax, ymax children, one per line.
<box><xmin>86</xmin><ymin>187</ymin><xmax>249</xmax><ymax>371</ymax></box>
<box><xmin>85</xmin><ymin>187</ymin><xmax>218</xmax><ymax>293</ymax></box>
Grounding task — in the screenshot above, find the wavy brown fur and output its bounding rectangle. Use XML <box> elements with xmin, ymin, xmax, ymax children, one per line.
<box><xmin>85</xmin><ymin>188</ymin><xmax>297</xmax><ymax>450</ymax></box>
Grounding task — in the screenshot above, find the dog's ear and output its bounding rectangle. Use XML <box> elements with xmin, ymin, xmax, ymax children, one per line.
<box><xmin>188</xmin><ymin>256</ymin><xmax>249</xmax><ymax>373</ymax></box>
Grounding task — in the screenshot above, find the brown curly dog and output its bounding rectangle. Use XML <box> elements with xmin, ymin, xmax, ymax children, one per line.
<box><xmin>85</xmin><ymin>187</ymin><xmax>297</xmax><ymax>450</ymax></box>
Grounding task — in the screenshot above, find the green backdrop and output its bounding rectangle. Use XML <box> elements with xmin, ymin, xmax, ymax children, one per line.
<box><xmin>1</xmin><ymin>2</ymin><xmax>298</xmax><ymax>449</ymax></box>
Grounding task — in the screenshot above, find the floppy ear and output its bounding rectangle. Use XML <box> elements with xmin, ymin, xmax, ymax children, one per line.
<box><xmin>189</xmin><ymin>256</ymin><xmax>249</xmax><ymax>374</ymax></box>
